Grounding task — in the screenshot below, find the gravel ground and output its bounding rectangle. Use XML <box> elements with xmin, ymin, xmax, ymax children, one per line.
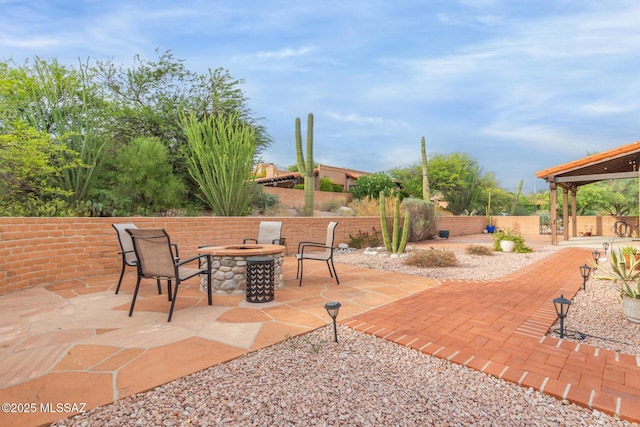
<box><xmin>52</xmin><ymin>245</ymin><xmax>640</xmax><ymax>427</ymax></box>
<box><xmin>333</xmin><ymin>244</ymin><xmax>563</xmax><ymax>281</ymax></box>
<box><xmin>549</xmin><ymin>262</ymin><xmax>640</xmax><ymax>356</ymax></box>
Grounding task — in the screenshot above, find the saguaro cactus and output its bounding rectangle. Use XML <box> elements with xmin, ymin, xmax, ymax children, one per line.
<box><xmin>380</xmin><ymin>191</ymin><xmax>410</xmax><ymax>254</ymax></box>
<box><xmin>295</xmin><ymin>113</ymin><xmax>315</xmax><ymax>216</ymax></box>
<box><xmin>510</xmin><ymin>179</ymin><xmax>523</xmax><ymax>216</ymax></box>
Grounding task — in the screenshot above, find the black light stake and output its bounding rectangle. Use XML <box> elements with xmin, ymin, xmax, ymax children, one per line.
<box><xmin>553</xmin><ymin>294</ymin><xmax>571</xmax><ymax>339</ymax></box>
<box><xmin>592</xmin><ymin>250</ymin><xmax>601</xmax><ymax>265</ymax></box>
<box><xmin>602</xmin><ymin>242</ymin><xmax>610</xmax><ymax>256</ymax></box>
<box><xmin>579</xmin><ymin>264</ymin><xmax>591</xmax><ymax>290</ymax></box>
<box><xmin>324</xmin><ymin>301</ymin><xmax>341</xmax><ymax>343</ymax></box>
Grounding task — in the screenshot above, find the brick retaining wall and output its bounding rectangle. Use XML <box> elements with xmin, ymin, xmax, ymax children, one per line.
<box><xmin>0</xmin><ymin>216</ymin><xmax>382</xmax><ymax>295</ymax></box>
<box><xmin>3</xmin><ymin>214</ymin><xmax>623</xmax><ymax>295</ymax></box>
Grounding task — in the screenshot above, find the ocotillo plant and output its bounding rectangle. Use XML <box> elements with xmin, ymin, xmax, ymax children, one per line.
<box><xmin>421</xmin><ymin>136</ymin><xmax>430</xmax><ymax>201</ymax></box>
<box><xmin>379</xmin><ymin>191</ymin><xmax>410</xmax><ymax>254</ymax></box>
<box><xmin>295</xmin><ymin>113</ymin><xmax>315</xmax><ymax>216</ymax></box>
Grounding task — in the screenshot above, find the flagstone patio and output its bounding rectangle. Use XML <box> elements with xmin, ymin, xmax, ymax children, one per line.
<box><xmin>0</xmin><ymin>236</ymin><xmax>638</xmax><ymax>426</ymax></box>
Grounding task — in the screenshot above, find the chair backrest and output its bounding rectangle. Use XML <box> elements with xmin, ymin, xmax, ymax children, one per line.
<box><xmin>113</xmin><ymin>223</ymin><xmax>138</xmax><ymax>266</ymax></box>
<box><xmin>326</xmin><ymin>221</ymin><xmax>338</xmax><ymax>248</ymax></box>
<box><xmin>256</xmin><ymin>221</ymin><xmax>283</xmax><ymax>244</ymax></box>
<box><xmin>127</xmin><ymin>228</ymin><xmax>176</xmax><ymax>278</ymax></box>
<box><xmin>317</xmin><ymin>221</ymin><xmax>338</xmax><ymax>258</ymax></box>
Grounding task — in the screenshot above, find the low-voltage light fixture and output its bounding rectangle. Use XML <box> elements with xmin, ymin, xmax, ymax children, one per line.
<box><xmin>553</xmin><ymin>294</ymin><xmax>571</xmax><ymax>339</ymax></box>
<box><xmin>324</xmin><ymin>301</ymin><xmax>341</xmax><ymax>343</ymax></box>
<box><xmin>579</xmin><ymin>264</ymin><xmax>591</xmax><ymax>290</ymax></box>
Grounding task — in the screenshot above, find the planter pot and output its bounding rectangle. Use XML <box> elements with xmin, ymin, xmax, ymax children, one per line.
<box><xmin>500</xmin><ymin>240</ymin><xmax>515</xmax><ymax>252</ymax></box>
<box><xmin>622</xmin><ymin>254</ymin><xmax>640</xmax><ymax>270</ymax></box>
<box><xmin>622</xmin><ymin>296</ymin><xmax>640</xmax><ymax>323</ymax></box>
<box><xmin>486</xmin><ymin>225</ymin><xmax>495</xmax><ymax>233</ymax></box>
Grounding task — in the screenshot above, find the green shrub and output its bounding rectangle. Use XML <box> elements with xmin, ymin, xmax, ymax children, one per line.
<box><xmin>115</xmin><ymin>137</ymin><xmax>185</xmax><ymax>214</ymax></box>
<box><xmin>493</xmin><ymin>228</ymin><xmax>532</xmax><ymax>253</ymax></box>
<box><xmin>538</xmin><ymin>210</ymin><xmax>550</xmax><ymax>226</ymax></box>
<box><xmin>465</xmin><ymin>245</ymin><xmax>494</xmax><ymax>256</ymax></box>
<box><xmin>319</xmin><ymin>177</ymin><xmax>343</xmax><ymax>192</ymax></box>
<box><xmin>401</xmin><ymin>198</ymin><xmax>437</xmax><ymax>241</ymax></box>
<box><xmin>350</xmin><ymin>172</ymin><xmax>396</xmax><ymax>200</ymax></box>
<box><xmin>348</xmin><ymin>196</ymin><xmax>379</xmax><ymax>216</ymax></box>
<box><xmin>348</xmin><ymin>228</ymin><xmax>383</xmax><ymax>249</ymax></box>
<box><xmin>248</xmin><ymin>185</ymin><xmax>280</xmax><ymax>214</ymax></box>
<box><xmin>316</xmin><ymin>199</ymin><xmax>343</xmax><ymax>213</ymax></box>
<box><xmin>403</xmin><ymin>249</ymin><xmax>458</xmax><ymax>268</ymax></box>
<box><xmin>621</xmin><ymin>246</ymin><xmax>637</xmax><ymax>255</ymax></box>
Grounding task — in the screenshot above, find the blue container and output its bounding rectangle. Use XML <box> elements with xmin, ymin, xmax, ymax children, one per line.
<box><xmin>487</xmin><ymin>225</ymin><xmax>496</xmax><ymax>233</ymax></box>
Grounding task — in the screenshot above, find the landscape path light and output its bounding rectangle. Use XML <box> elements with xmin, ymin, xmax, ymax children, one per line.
<box><xmin>324</xmin><ymin>301</ymin><xmax>341</xmax><ymax>343</ymax></box>
<box><xmin>592</xmin><ymin>250</ymin><xmax>601</xmax><ymax>266</ymax></box>
<box><xmin>602</xmin><ymin>242</ymin><xmax>610</xmax><ymax>256</ymax></box>
<box><xmin>553</xmin><ymin>294</ymin><xmax>571</xmax><ymax>339</ymax></box>
<box><xmin>580</xmin><ymin>264</ymin><xmax>591</xmax><ymax>290</ymax></box>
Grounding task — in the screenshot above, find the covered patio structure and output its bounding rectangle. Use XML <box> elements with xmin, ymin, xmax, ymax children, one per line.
<box><xmin>536</xmin><ymin>141</ymin><xmax>640</xmax><ymax>245</ymax></box>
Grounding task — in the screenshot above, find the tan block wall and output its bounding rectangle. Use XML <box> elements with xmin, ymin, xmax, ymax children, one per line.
<box><xmin>435</xmin><ymin>216</ymin><xmax>487</xmax><ymax>236</ymax></box>
<box><xmin>262</xmin><ymin>187</ymin><xmax>352</xmax><ymax>209</ymax></box>
<box><xmin>434</xmin><ymin>215</ymin><xmax>540</xmax><ymax>236</ymax></box>
<box><xmin>574</xmin><ymin>216</ymin><xmax>638</xmax><ymax>237</ymax></box>
<box><xmin>493</xmin><ymin>216</ymin><xmax>542</xmax><ymax>235</ymax></box>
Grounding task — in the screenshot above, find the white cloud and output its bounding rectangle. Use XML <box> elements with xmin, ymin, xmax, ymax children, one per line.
<box><xmin>580</xmin><ymin>102</ymin><xmax>637</xmax><ymax>116</ymax></box>
<box><xmin>254</xmin><ymin>46</ymin><xmax>314</xmax><ymax>60</ymax></box>
<box><xmin>326</xmin><ymin>112</ymin><xmax>389</xmax><ymax>126</ymax></box>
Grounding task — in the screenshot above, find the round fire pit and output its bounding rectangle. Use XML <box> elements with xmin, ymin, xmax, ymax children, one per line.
<box><xmin>198</xmin><ymin>244</ymin><xmax>285</xmax><ymax>295</ymax></box>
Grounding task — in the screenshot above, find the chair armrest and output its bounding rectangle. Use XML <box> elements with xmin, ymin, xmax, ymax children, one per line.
<box><xmin>171</xmin><ymin>243</ymin><xmax>179</xmax><ymax>259</ymax></box>
<box><xmin>297</xmin><ymin>241</ymin><xmax>319</xmax><ymax>252</ymax></box>
<box><xmin>299</xmin><ymin>243</ymin><xmax>332</xmax><ymax>256</ymax></box>
<box><xmin>176</xmin><ymin>253</ymin><xmax>210</xmax><ymax>269</ymax></box>
<box><xmin>243</xmin><ymin>238</ymin><xmax>258</xmax><ymax>244</ymax></box>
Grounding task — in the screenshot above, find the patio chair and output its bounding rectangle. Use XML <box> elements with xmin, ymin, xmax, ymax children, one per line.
<box><xmin>112</xmin><ymin>223</ymin><xmax>178</xmax><ymax>296</ymax></box>
<box><xmin>126</xmin><ymin>228</ymin><xmax>212</xmax><ymax>322</ymax></box>
<box><xmin>296</xmin><ymin>221</ymin><xmax>339</xmax><ymax>287</ymax></box>
<box><xmin>243</xmin><ymin>221</ymin><xmax>284</xmax><ymax>245</ymax></box>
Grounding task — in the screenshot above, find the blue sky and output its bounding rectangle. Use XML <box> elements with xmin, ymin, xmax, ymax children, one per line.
<box><xmin>2</xmin><ymin>0</ymin><xmax>639</xmax><ymax>192</ymax></box>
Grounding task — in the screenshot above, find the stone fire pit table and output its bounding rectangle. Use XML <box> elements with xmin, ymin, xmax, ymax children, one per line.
<box><xmin>198</xmin><ymin>244</ymin><xmax>286</xmax><ymax>295</ymax></box>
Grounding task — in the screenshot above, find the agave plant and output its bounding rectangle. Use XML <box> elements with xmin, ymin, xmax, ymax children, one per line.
<box><xmin>592</xmin><ymin>248</ymin><xmax>640</xmax><ymax>295</ymax></box>
<box><xmin>621</xmin><ymin>281</ymin><xmax>640</xmax><ymax>299</ymax></box>
<box><xmin>593</xmin><ymin>248</ymin><xmax>640</xmax><ymax>281</ymax></box>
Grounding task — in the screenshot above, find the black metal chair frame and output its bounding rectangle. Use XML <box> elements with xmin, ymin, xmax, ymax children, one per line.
<box><xmin>126</xmin><ymin>228</ymin><xmax>212</xmax><ymax>322</ymax></box>
<box><xmin>112</xmin><ymin>223</ymin><xmax>180</xmax><ymax>296</ymax></box>
<box><xmin>296</xmin><ymin>221</ymin><xmax>339</xmax><ymax>287</ymax></box>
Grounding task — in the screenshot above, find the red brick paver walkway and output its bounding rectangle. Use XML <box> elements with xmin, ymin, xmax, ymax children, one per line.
<box><xmin>344</xmin><ymin>247</ymin><xmax>640</xmax><ymax>423</ymax></box>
